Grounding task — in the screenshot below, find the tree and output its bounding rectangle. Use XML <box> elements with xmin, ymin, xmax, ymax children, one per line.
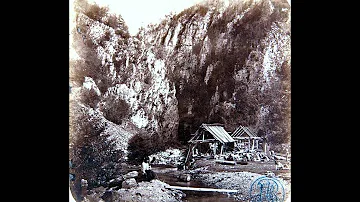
<box><xmin>70</xmin><ymin>103</ymin><xmax>123</xmax><ymax>191</ymax></box>
<box><xmin>101</xmin><ymin>96</ymin><xmax>130</xmax><ymax>125</ymax></box>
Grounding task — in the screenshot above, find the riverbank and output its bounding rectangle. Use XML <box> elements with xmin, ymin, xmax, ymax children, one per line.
<box><xmin>73</xmin><ymin>148</ymin><xmax>291</xmax><ymax>201</ymax></box>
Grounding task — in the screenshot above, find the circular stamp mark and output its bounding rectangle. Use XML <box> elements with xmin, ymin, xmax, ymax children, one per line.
<box><xmin>249</xmin><ymin>176</ymin><xmax>285</xmax><ymax>202</ymax></box>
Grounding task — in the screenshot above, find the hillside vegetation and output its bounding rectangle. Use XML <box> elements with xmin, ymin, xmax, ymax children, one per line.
<box><xmin>69</xmin><ymin>0</ymin><xmax>290</xmax><ymax>190</ymax></box>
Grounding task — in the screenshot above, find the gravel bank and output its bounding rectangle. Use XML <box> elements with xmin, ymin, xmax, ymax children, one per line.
<box><xmin>194</xmin><ymin>171</ymin><xmax>290</xmax><ymax>201</ymax></box>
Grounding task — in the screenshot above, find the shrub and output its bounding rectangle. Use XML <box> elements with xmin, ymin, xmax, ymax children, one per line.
<box><xmin>70</xmin><ymin>104</ymin><xmax>124</xmax><ymax>191</ymax></box>
<box><xmin>127</xmin><ymin>132</ymin><xmax>166</xmax><ymax>165</ymax></box>
<box><xmin>79</xmin><ymin>88</ymin><xmax>101</xmax><ymax>109</ymax></box>
<box><xmin>84</xmin><ymin>3</ymin><xmax>109</xmax><ymax>22</ymax></box>
<box><xmin>101</xmin><ymin>96</ymin><xmax>130</xmax><ymax>125</ymax></box>
<box><xmin>69</xmin><ymin>60</ymin><xmax>86</xmax><ymax>86</ymax></box>
<box><xmin>104</xmin><ymin>13</ymin><xmax>118</xmax><ymax>29</ymax></box>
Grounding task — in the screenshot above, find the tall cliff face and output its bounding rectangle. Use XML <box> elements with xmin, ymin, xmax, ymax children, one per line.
<box><xmin>70</xmin><ymin>0</ymin><xmax>290</xmax><ymax>161</ymax></box>
<box><xmin>140</xmin><ymin>0</ymin><xmax>290</xmax><ymax>144</ymax></box>
<box><xmin>69</xmin><ymin>0</ymin><xmax>290</xmax><ymax>188</ymax></box>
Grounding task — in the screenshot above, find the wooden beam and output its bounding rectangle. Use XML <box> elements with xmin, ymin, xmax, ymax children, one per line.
<box><xmin>189</xmin><ymin>139</ymin><xmax>216</xmax><ymax>143</ymax></box>
<box><xmin>233</xmin><ymin>137</ymin><xmax>261</xmax><ymax>140</ymax></box>
<box><xmin>166</xmin><ymin>185</ymin><xmax>238</xmax><ymax>193</ymax></box>
<box><xmin>215</xmin><ymin>160</ymin><xmax>237</xmax><ymax>165</ymax></box>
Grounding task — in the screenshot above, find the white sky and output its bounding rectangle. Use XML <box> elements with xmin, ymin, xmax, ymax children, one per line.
<box><xmin>69</xmin><ymin>0</ymin><xmax>204</xmax><ymax>59</ymax></box>
<box><xmin>70</xmin><ymin>0</ymin><xmax>204</xmax><ymax>36</ymax></box>
<box><xmin>70</xmin><ymin>0</ymin><xmax>290</xmax><ymax>36</ymax></box>
<box><xmin>69</xmin><ymin>0</ymin><xmax>290</xmax><ymax>59</ymax></box>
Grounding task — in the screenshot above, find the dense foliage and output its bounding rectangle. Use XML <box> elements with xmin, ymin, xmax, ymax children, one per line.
<box><xmin>69</xmin><ymin>0</ymin><xmax>291</xmax><ymax>177</ymax></box>
<box><xmin>69</xmin><ymin>102</ymin><xmax>124</xmax><ymax>192</ymax></box>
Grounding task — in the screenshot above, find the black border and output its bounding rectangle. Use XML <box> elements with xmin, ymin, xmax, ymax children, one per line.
<box><xmin>12</xmin><ymin>1</ymin><xmax>71</xmax><ymax>200</ymax></box>
<box><xmin>13</xmin><ymin>0</ymin><xmax>332</xmax><ymax>200</ymax></box>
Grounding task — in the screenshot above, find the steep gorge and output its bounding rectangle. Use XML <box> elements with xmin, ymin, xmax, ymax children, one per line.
<box><xmin>138</xmin><ymin>0</ymin><xmax>290</xmax><ymax>144</ymax></box>
<box><xmin>69</xmin><ymin>0</ymin><xmax>290</xmax><ymax>187</ymax></box>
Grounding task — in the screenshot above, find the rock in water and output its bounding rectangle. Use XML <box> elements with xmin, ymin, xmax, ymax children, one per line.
<box><xmin>178</xmin><ymin>174</ymin><xmax>191</xmax><ymax>182</ymax></box>
<box><xmin>122</xmin><ymin>178</ymin><xmax>138</xmax><ymax>189</ymax></box>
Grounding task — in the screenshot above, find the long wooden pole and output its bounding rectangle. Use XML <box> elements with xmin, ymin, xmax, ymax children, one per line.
<box><xmin>166</xmin><ymin>185</ymin><xmax>238</xmax><ymax>193</ymax></box>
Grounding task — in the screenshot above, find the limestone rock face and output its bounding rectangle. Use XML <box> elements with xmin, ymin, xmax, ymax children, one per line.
<box><xmin>139</xmin><ymin>0</ymin><xmax>291</xmax><ymax>144</ymax></box>
<box><xmin>71</xmin><ymin>0</ymin><xmax>290</xmax><ymax>146</ymax></box>
<box><xmin>69</xmin><ymin>0</ymin><xmax>291</xmax><ymax>187</ymax></box>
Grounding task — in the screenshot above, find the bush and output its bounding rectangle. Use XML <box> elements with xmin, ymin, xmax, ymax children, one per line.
<box><xmin>69</xmin><ymin>48</ymin><xmax>102</xmax><ymax>85</ymax></box>
<box><xmin>101</xmin><ymin>96</ymin><xmax>130</xmax><ymax>125</ymax></box>
<box><xmin>84</xmin><ymin>3</ymin><xmax>109</xmax><ymax>22</ymax></box>
<box><xmin>70</xmin><ymin>104</ymin><xmax>124</xmax><ymax>191</ymax></box>
<box><xmin>79</xmin><ymin>88</ymin><xmax>101</xmax><ymax>109</ymax></box>
<box><xmin>127</xmin><ymin>132</ymin><xmax>166</xmax><ymax>165</ymax></box>
<box><xmin>104</xmin><ymin>13</ymin><xmax>118</xmax><ymax>29</ymax></box>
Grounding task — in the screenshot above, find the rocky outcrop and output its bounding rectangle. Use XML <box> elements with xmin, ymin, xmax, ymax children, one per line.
<box><xmin>121</xmin><ymin>178</ymin><xmax>138</xmax><ymax>189</ymax></box>
<box><xmin>140</xmin><ymin>0</ymin><xmax>290</xmax><ymax>143</ymax></box>
<box><xmin>115</xmin><ymin>179</ymin><xmax>185</xmax><ymax>202</ymax></box>
<box><xmin>70</xmin><ymin>0</ymin><xmax>290</xmax><ymax>166</ymax></box>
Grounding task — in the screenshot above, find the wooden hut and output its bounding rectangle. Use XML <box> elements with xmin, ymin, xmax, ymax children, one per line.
<box><xmin>184</xmin><ymin>123</ymin><xmax>235</xmax><ymax>165</ymax></box>
<box><xmin>231</xmin><ymin>126</ymin><xmax>262</xmax><ymax>151</ymax></box>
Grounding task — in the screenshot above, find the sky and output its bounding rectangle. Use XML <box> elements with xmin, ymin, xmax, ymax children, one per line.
<box><xmin>69</xmin><ymin>0</ymin><xmax>290</xmax><ymax>59</ymax></box>
<box><xmin>92</xmin><ymin>0</ymin><xmax>205</xmax><ymax>35</ymax></box>
<box><xmin>69</xmin><ymin>0</ymin><xmax>204</xmax><ymax>60</ymax></box>
<box><xmin>70</xmin><ymin>0</ymin><xmax>205</xmax><ymax>36</ymax></box>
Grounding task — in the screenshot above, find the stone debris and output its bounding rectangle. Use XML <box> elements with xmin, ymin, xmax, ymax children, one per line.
<box><xmin>149</xmin><ymin>148</ymin><xmax>185</xmax><ymax>166</ymax></box>
<box><xmin>121</xmin><ymin>178</ymin><xmax>138</xmax><ymax>189</ymax></box>
<box><xmin>114</xmin><ymin>179</ymin><xmax>185</xmax><ymax>202</ymax></box>
<box><xmin>195</xmin><ymin>171</ymin><xmax>290</xmax><ymax>201</ymax></box>
<box><xmin>123</xmin><ymin>170</ymin><xmax>139</xmax><ymax>179</ymax></box>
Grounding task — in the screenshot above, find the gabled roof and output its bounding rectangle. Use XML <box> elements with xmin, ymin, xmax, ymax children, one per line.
<box><xmin>189</xmin><ymin>123</ymin><xmax>235</xmax><ymax>144</ymax></box>
<box><xmin>231</xmin><ymin>125</ymin><xmax>259</xmax><ymax>138</ymax></box>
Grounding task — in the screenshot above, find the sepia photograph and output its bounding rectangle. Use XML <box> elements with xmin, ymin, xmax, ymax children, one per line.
<box><xmin>69</xmin><ymin>0</ymin><xmax>291</xmax><ymax>201</ymax></box>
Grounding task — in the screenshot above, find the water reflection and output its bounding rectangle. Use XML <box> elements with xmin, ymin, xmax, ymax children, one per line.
<box><xmin>153</xmin><ymin>166</ymin><xmax>237</xmax><ymax>202</ymax></box>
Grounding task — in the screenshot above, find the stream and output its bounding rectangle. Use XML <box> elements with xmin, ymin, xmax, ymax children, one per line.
<box><xmin>152</xmin><ymin>166</ymin><xmax>237</xmax><ymax>202</ymax></box>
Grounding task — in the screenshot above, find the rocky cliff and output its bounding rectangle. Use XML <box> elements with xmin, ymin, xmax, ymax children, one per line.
<box><xmin>69</xmin><ymin>0</ymin><xmax>290</xmax><ymax>186</ymax></box>
<box><xmin>140</xmin><ymin>0</ymin><xmax>291</xmax><ymax>144</ymax></box>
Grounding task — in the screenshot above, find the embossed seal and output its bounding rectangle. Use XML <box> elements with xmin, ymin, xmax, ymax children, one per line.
<box><xmin>249</xmin><ymin>176</ymin><xmax>285</xmax><ymax>202</ymax></box>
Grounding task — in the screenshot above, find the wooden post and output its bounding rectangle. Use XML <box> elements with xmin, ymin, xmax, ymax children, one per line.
<box><xmin>251</xmin><ymin>139</ymin><xmax>255</xmax><ymax>150</ymax></box>
<box><xmin>184</xmin><ymin>144</ymin><xmax>194</xmax><ymax>168</ymax></box>
<box><xmin>263</xmin><ymin>142</ymin><xmax>267</xmax><ymax>154</ymax></box>
<box><xmin>220</xmin><ymin>144</ymin><xmax>224</xmax><ymax>156</ymax></box>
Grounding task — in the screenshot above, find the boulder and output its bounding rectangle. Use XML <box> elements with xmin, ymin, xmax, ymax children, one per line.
<box><xmin>123</xmin><ymin>171</ymin><xmax>139</xmax><ymax>179</ymax></box>
<box><xmin>108</xmin><ymin>177</ymin><xmax>123</xmax><ymax>188</ymax></box>
<box><xmin>178</xmin><ymin>174</ymin><xmax>191</xmax><ymax>182</ymax></box>
<box><xmin>121</xmin><ymin>178</ymin><xmax>137</xmax><ymax>189</ymax></box>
